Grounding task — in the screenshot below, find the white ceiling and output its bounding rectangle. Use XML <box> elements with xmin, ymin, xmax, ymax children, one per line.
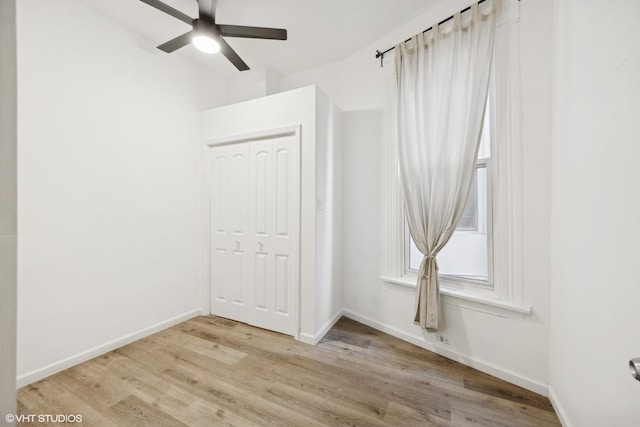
<box><xmin>77</xmin><ymin>0</ymin><xmax>439</xmax><ymax>77</ymax></box>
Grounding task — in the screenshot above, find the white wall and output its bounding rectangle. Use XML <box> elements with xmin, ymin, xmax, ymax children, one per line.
<box><xmin>16</xmin><ymin>0</ymin><xmax>228</xmax><ymax>385</ymax></box>
<box><xmin>281</xmin><ymin>0</ymin><xmax>554</xmax><ymax>393</ymax></box>
<box><xmin>549</xmin><ymin>0</ymin><xmax>640</xmax><ymax>425</ymax></box>
<box><xmin>200</xmin><ymin>86</ymin><xmax>343</xmax><ymax>342</ymax></box>
<box><xmin>314</xmin><ymin>89</ymin><xmax>344</xmax><ymax>335</ymax></box>
<box><xmin>0</xmin><ymin>0</ymin><xmax>17</xmax><ymax>421</ymax></box>
<box><xmin>341</xmin><ymin>108</ymin><xmax>385</xmax><ymax>330</ymax></box>
<box><xmin>227</xmin><ymin>67</ymin><xmax>281</xmax><ymax>104</ymax></box>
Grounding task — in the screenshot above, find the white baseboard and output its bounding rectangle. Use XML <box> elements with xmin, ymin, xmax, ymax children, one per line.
<box><xmin>298</xmin><ymin>333</ymin><xmax>316</xmax><ymax>345</ymax></box>
<box><xmin>299</xmin><ymin>310</ymin><xmax>343</xmax><ymax>345</ymax></box>
<box><xmin>16</xmin><ymin>308</ymin><xmax>203</xmax><ymax>388</ymax></box>
<box><xmin>341</xmin><ymin>308</ymin><xmax>548</xmax><ymax>396</ymax></box>
<box><xmin>548</xmin><ymin>385</ymin><xmax>572</xmax><ymax>427</ymax></box>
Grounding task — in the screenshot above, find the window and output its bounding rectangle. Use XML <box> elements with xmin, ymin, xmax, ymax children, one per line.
<box><xmin>407</xmin><ymin>162</ymin><xmax>491</xmax><ymax>280</ymax></box>
<box><xmin>406</xmin><ymin>96</ymin><xmax>494</xmax><ymax>289</ymax></box>
<box><xmin>381</xmin><ymin>13</ymin><xmax>530</xmax><ymax>313</ymax></box>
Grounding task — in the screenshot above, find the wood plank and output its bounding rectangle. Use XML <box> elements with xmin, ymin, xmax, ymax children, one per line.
<box><xmin>49</xmin><ymin>357</ymin><xmax>131</xmax><ymax>410</ymax></box>
<box><xmin>155</xmin><ymin>327</ymin><xmax>247</xmax><ymax>365</ymax></box>
<box><xmin>383</xmin><ymin>401</ymin><xmax>451</xmax><ymax>427</ymax></box>
<box><xmin>105</xmin><ymin>395</ymin><xmax>189</xmax><ymax>427</ymax></box>
<box><xmin>463</xmin><ymin>375</ymin><xmax>555</xmax><ymax>412</ymax></box>
<box><xmin>319</xmin><ymin>328</ymin><xmax>372</xmax><ymax>349</ymax></box>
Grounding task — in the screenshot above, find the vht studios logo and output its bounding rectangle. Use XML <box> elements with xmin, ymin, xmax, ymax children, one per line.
<box><xmin>6</xmin><ymin>413</ymin><xmax>83</xmax><ymax>423</ymax></box>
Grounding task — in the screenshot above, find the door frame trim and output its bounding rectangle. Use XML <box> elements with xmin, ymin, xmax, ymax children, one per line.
<box><xmin>205</xmin><ymin>125</ymin><xmax>300</xmax><ymax>147</ymax></box>
<box><xmin>202</xmin><ymin>124</ymin><xmax>302</xmax><ymax>340</ymax></box>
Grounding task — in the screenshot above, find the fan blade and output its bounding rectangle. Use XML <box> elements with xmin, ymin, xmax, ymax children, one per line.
<box><xmin>198</xmin><ymin>0</ymin><xmax>217</xmax><ymax>20</ymax></box>
<box><xmin>139</xmin><ymin>0</ymin><xmax>193</xmax><ymax>25</ymax></box>
<box><xmin>158</xmin><ymin>31</ymin><xmax>193</xmax><ymax>53</ymax></box>
<box><xmin>218</xmin><ymin>25</ymin><xmax>287</xmax><ymax>40</ymax></box>
<box><xmin>218</xmin><ymin>37</ymin><xmax>249</xmax><ymax>71</ymax></box>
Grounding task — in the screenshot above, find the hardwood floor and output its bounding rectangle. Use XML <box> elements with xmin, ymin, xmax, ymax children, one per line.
<box><xmin>18</xmin><ymin>316</ymin><xmax>560</xmax><ymax>426</ymax></box>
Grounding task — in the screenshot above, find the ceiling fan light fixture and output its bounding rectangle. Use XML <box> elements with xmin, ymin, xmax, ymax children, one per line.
<box><xmin>192</xmin><ymin>34</ymin><xmax>220</xmax><ymax>54</ymax></box>
<box><xmin>192</xmin><ymin>19</ymin><xmax>220</xmax><ymax>54</ymax></box>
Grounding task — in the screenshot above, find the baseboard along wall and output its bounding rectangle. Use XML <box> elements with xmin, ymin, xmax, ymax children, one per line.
<box><xmin>547</xmin><ymin>385</ymin><xmax>572</xmax><ymax>427</ymax></box>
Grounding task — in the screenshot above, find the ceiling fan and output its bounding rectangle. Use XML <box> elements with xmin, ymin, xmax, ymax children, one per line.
<box><xmin>140</xmin><ymin>0</ymin><xmax>287</xmax><ymax>71</ymax></box>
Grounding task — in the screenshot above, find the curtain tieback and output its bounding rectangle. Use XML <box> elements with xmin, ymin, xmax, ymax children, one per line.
<box><xmin>421</xmin><ymin>254</ymin><xmax>437</xmax><ymax>279</ymax></box>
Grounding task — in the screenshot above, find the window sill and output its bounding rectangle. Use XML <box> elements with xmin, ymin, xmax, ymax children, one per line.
<box><xmin>379</xmin><ymin>275</ymin><xmax>532</xmax><ymax>315</ymax></box>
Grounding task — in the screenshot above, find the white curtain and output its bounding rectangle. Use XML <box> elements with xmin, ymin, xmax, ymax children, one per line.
<box><xmin>395</xmin><ymin>2</ymin><xmax>498</xmax><ymax>330</ymax></box>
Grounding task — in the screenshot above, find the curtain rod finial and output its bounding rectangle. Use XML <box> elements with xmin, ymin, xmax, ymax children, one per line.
<box><xmin>375</xmin><ymin>50</ymin><xmax>384</xmax><ymax>67</ymax></box>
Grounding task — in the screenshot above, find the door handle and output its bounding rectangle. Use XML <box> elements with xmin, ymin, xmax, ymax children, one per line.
<box><xmin>630</xmin><ymin>358</ymin><xmax>640</xmax><ymax>381</ymax></box>
<box><xmin>235</xmin><ymin>241</ymin><xmax>241</xmax><ymax>250</ymax></box>
<box><xmin>258</xmin><ymin>241</ymin><xmax>264</xmax><ymax>252</ymax></box>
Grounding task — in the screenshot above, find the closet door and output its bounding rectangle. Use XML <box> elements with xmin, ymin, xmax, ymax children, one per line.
<box><xmin>208</xmin><ymin>131</ymin><xmax>300</xmax><ymax>337</ymax></box>
<box><xmin>248</xmin><ymin>135</ymin><xmax>299</xmax><ymax>335</ymax></box>
<box><xmin>209</xmin><ymin>143</ymin><xmax>251</xmax><ymax>322</ymax></box>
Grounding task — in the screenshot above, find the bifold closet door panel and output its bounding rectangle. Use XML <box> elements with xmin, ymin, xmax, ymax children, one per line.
<box><xmin>247</xmin><ymin>135</ymin><xmax>299</xmax><ymax>335</ymax></box>
<box><xmin>248</xmin><ymin>139</ymin><xmax>274</xmax><ymax>329</ymax></box>
<box><xmin>209</xmin><ymin>143</ymin><xmax>251</xmax><ymax>322</ymax></box>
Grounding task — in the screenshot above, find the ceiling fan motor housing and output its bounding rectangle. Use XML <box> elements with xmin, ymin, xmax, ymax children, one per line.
<box><xmin>192</xmin><ymin>18</ymin><xmax>220</xmax><ymax>39</ymax></box>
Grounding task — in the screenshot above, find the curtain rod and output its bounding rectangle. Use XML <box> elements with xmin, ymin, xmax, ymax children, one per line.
<box><xmin>374</xmin><ymin>0</ymin><xmax>519</xmax><ymax>67</ymax></box>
